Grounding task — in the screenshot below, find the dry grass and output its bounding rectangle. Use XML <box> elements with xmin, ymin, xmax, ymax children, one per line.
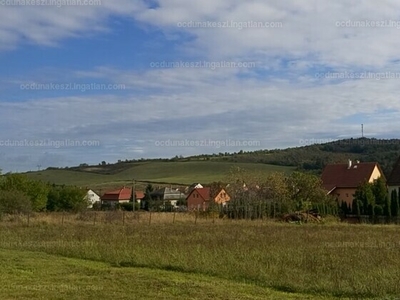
<box><xmin>0</xmin><ymin>213</ymin><xmax>399</xmax><ymax>299</ymax></box>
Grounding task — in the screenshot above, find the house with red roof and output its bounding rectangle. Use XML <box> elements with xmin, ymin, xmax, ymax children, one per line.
<box><xmin>186</xmin><ymin>187</ymin><xmax>231</xmax><ymax>211</ymax></box>
<box><xmin>101</xmin><ymin>187</ymin><xmax>132</xmax><ymax>207</ymax></box>
<box><xmin>321</xmin><ymin>160</ymin><xmax>384</xmax><ymax>207</ymax></box>
<box><xmin>134</xmin><ymin>190</ymin><xmax>145</xmax><ymax>207</ymax></box>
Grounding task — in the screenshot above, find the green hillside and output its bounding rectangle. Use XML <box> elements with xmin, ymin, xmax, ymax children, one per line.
<box><xmin>25</xmin><ymin>161</ymin><xmax>294</xmax><ymax>190</ymax></box>
<box><xmin>197</xmin><ymin>138</ymin><xmax>400</xmax><ymax>176</ymax></box>
<box><xmin>23</xmin><ymin>137</ymin><xmax>400</xmax><ymax>189</ymax></box>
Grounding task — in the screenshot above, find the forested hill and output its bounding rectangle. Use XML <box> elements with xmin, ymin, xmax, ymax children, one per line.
<box><xmin>189</xmin><ymin>138</ymin><xmax>400</xmax><ymax>177</ymax></box>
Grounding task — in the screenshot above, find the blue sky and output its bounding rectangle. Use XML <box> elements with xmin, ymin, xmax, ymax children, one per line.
<box><xmin>1</xmin><ymin>0</ymin><xmax>400</xmax><ymax>172</ymax></box>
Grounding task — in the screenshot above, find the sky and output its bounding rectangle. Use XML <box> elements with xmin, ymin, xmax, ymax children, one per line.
<box><xmin>1</xmin><ymin>0</ymin><xmax>400</xmax><ymax>172</ymax></box>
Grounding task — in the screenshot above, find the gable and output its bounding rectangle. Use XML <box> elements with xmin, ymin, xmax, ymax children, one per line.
<box><xmin>321</xmin><ymin>162</ymin><xmax>383</xmax><ymax>190</ymax></box>
<box><xmin>186</xmin><ymin>187</ymin><xmax>210</xmax><ymax>201</ymax></box>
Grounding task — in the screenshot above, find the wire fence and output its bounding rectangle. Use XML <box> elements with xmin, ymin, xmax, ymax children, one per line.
<box><xmin>0</xmin><ymin>210</ymin><xmax>288</xmax><ymax>227</ymax></box>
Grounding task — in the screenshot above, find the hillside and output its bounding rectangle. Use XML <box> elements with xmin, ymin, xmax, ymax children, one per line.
<box><xmin>24</xmin><ymin>137</ymin><xmax>400</xmax><ymax>189</ymax></box>
<box><xmin>192</xmin><ymin>137</ymin><xmax>400</xmax><ymax>177</ymax></box>
<box><xmin>25</xmin><ymin>161</ymin><xmax>294</xmax><ymax>190</ymax></box>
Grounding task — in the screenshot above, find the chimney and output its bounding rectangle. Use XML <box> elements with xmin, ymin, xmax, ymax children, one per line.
<box><xmin>348</xmin><ymin>159</ymin><xmax>352</xmax><ymax>169</ymax></box>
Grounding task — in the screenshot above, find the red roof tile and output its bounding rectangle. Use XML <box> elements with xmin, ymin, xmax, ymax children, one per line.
<box><xmin>135</xmin><ymin>191</ymin><xmax>145</xmax><ymax>199</ymax></box>
<box><xmin>186</xmin><ymin>187</ymin><xmax>211</xmax><ymax>201</ymax></box>
<box><xmin>321</xmin><ymin>162</ymin><xmax>383</xmax><ymax>191</ymax></box>
<box><xmin>101</xmin><ymin>187</ymin><xmax>132</xmax><ymax>201</ymax></box>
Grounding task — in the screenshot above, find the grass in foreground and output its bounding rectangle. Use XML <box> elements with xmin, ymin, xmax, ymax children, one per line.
<box><xmin>0</xmin><ymin>249</ymin><xmax>338</xmax><ymax>300</ymax></box>
<box><xmin>1</xmin><ymin>214</ymin><xmax>400</xmax><ymax>299</ymax></box>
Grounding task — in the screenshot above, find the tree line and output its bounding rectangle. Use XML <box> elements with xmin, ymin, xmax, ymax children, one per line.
<box><xmin>0</xmin><ymin>173</ymin><xmax>87</xmax><ymax>215</ymax></box>
<box><xmin>218</xmin><ymin>168</ymin><xmax>337</xmax><ymax>219</ymax></box>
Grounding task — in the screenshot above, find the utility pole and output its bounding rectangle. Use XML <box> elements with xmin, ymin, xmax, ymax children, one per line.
<box><xmin>132</xmin><ymin>179</ymin><xmax>136</xmax><ymax>212</ymax></box>
<box><xmin>361</xmin><ymin>124</ymin><xmax>364</xmax><ymax>138</ymax></box>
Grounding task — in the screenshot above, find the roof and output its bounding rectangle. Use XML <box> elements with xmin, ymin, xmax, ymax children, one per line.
<box><xmin>185</xmin><ymin>187</ymin><xmax>229</xmax><ymax>201</ymax></box>
<box><xmin>135</xmin><ymin>191</ymin><xmax>145</xmax><ymax>199</ymax></box>
<box><xmin>86</xmin><ymin>189</ymin><xmax>99</xmax><ymax>196</ymax></box>
<box><xmin>388</xmin><ymin>156</ymin><xmax>400</xmax><ymax>186</ymax></box>
<box><xmin>185</xmin><ymin>183</ymin><xmax>203</xmax><ymax>194</ymax></box>
<box><xmin>195</xmin><ymin>187</ymin><xmax>211</xmax><ymax>201</ymax></box>
<box><xmin>150</xmin><ymin>187</ymin><xmax>185</xmax><ymax>200</ymax></box>
<box><xmin>321</xmin><ymin>162</ymin><xmax>384</xmax><ymax>191</ymax></box>
<box><xmin>101</xmin><ymin>187</ymin><xmax>132</xmax><ymax>201</ymax></box>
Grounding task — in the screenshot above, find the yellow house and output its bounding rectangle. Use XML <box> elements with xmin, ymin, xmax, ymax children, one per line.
<box><xmin>214</xmin><ymin>188</ymin><xmax>231</xmax><ymax>205</ymax></box>
<box><xmin>321</xmin><ymin>160</ymin><xmax>384</xmax><ymax>208</ymax></box>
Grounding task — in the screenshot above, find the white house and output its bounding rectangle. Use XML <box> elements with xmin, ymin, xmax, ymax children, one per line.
<box><xmin>85</xmin><ymin>189</ymin><xmax>101</xmax><ymax>208</ymax></box>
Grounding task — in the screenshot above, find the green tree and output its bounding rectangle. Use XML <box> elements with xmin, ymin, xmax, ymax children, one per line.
<box><xmin>372</xmin><ymin>177</ymin><xmax>387</xmax><ymax>207</ymax></box>
<box><xmin>0</xmin><ymin>190</ymin><xmax>32</xmax><ymax>214</ymax></box>
<box><xmin>352</xmin><ymin>199</ymin><xmax>361</xmax><ymax>216</ymax></box>
<box><xmin>287</xmin><ymin>172</ymin><xmax>332</xmax><ymax>212</ymax></box>
<box><xmin>353</xmin><ymin>182</ymin><xmax>375</xmax><ymax>215</ymax></box>
<box><xmin>384</xmin><ymin>194</ymin><xmax>391</xmax><ymax>217</ymax></box>
<box><xmin>374</xmin><ymin>205</ymin><xmax>384</xmax><ymax>216</ymax></box>
<box><xmin>46</xmin><ymin>185</ymin><xmax>87</xmax><ymax>212</ymax></box>
<box><xmin>390</xmin><ymin>189</ymin><xmax>399</xmax><ymax>217</ymax></box>
<box><xmin>0</xmin><ymin>173</ymin><xmax>49</xmax><ymax>211</ymax></box>
<box><xmin>144</xmin><ymin>184</ymin><xmax>154</xmax><ymax>211</ymax></box>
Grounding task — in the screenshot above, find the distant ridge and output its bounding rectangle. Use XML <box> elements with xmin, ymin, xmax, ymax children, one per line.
<box><xmin>41</xmin><ymin>137</ymin><xmax>400</xmax><ymax>178</ymax></box>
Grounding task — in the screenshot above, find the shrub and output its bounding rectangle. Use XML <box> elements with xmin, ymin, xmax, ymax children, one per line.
<box><xmin>0</xmin><ymin>190</ymin><xmax>32</xmax><ymax>214</ymax></box>
<box><xmin>374</xmin><ymin>205</ymin><xmax>383</xmax><ymax>216</ymax></box>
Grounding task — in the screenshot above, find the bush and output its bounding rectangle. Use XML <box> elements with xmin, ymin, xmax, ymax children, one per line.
<box><xmin>0</xmin><ymin>190</ymin><xmax>32</xmax><ymax>214</ymax></box>
<box><xmin>374</xmin><ymin>205</ymin><xmax>384</xmax><ymax>216</ymax></box>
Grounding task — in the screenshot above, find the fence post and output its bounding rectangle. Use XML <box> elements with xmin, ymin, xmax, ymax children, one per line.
<box><xmin>122</xmin><ymin>211</ymin><xmax>125</xmax><ymax>226</ymax></box>
<box><xmin>173</xmin><ymin>211</ymin><xmax>176</xmax><ymax>224</ymax></box>
<box><xmin>93</xmin><ymin>212</ymin><xmax>96</xmax><ymax>226</ymax></box>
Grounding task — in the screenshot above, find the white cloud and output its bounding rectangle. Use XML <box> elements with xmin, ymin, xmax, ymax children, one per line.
<box><xmin>136</xmin><ymin>0</ymin><xmax>400</xmax><ymax>68</ymax></box>
<box><xmin>0</xmin><ymin>0</ymin><xmax>146</xmax><ymax>49</ymax></box>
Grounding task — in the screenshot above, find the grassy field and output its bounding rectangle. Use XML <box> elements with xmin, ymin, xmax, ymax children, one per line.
<box><xmin>1</xmin><ymin>213</ymin><xmax>400</xmax><ymax>299</ymax></box>
<box><xmin>25</xmin><ymin>161</ymin><xmax>294</xmax><ymax>189</ymax></box>
<box><xmin>0</xmin><ymin>249</ymin><xmax>337</xmax><ymax>300</ymax></box>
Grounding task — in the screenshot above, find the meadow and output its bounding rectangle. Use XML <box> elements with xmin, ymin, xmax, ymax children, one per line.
<box><xmin>1</xmin><ymin>212</ymin><xmax>400</xmax><ymax>299</ymax></box>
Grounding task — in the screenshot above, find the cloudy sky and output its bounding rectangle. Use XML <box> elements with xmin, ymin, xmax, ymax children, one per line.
<box><xmin>1</xmin><ymin>0</ymin><xmax>400</xmax><ymax>172</ymax></box>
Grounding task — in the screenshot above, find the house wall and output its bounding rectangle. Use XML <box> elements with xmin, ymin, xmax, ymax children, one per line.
<box><xmin>214</xmin><ymin>189</ymin><xmax>230</xmax><ymax>205</ymax></box>
<box><xmin>187</xmin><ymin>191</ymin><xmax>208</xmax><ymax>211</ymax></box>
<box><xmin>86</xmin><ymin>190</ymin><xmax>100</xmax><ymax>208</ymax></box>
<box><xmin>334</xmin><ymin>187</ymin><xmax>357</xmax><ymax>208</ymax></box>
<box><xmin>368</xmin><ymin>166</ymin><xmax>382</xmax><ymax>182</ymax></box>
